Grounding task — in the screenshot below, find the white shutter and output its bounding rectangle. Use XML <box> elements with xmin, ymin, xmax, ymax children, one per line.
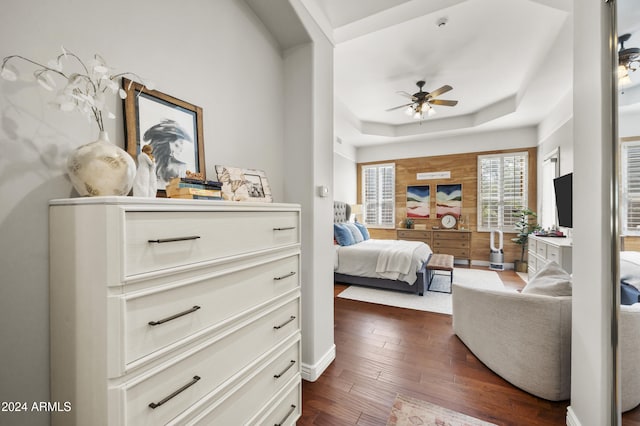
<box><xmin>362</xmin><ymin>163</ymin><xmax>395</xmax><ymax>227</ymax></box>
<box><xmin>622</xmin><ymin>142</ymin><xmax>640</xmax><ymax>235</ymax></box>
<box><xmin>477</xmin><ymin>153</ymin><xmax>528</xmax><ymax>232</ymax></box>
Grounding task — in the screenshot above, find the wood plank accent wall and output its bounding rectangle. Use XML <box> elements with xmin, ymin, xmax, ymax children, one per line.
<box><xmin>357</xmin><ymin>147</ymin><xmax>538</xmax><ymax>264</ymax></box>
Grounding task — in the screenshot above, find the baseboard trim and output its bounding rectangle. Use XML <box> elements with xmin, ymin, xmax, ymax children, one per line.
<box><xmin>566</xmin><ymin>406</ymin><xmax>581</xmax><ymax>426</ymax></box>
<box><xmin>301</xmin><ymin>344</ymin><xmax>336</xmax><ymax>382</ymax></box>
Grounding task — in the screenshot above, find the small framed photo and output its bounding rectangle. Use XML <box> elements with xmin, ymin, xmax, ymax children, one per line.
<box><xmin>122</xmin><ymin>78</ymin><xmax>205</xmax><ymax>195</ymax></box>
<box><xmin>215</xmin><ymin>165</ymin><xmax>273</xmax><ymax>202</ymax></box>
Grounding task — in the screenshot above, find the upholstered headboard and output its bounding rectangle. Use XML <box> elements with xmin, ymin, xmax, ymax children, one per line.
<box><xmin>334</xmin><ymin>201</ymin><xmax>351</xmax><ymax>223</ymax></box>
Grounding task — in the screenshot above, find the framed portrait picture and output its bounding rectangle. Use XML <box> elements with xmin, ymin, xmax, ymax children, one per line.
<box><xmin>215</xmin><ymin>165</ymin><xmax>273</xmax><ymax>203</ymax></box>
<box><xmin>123</xmin><ymin>78</ymin><xmax>205</xmax><ymax>195</ymax></box>
<box><xmin>436</xmin><ymin>183</ymin><xmax>462</xmax><ymax>218</ymax></box>
<box><xmin>406</xmin><ymin>185</ymin><xmax>430</xmax><ymax>218</ymax></box>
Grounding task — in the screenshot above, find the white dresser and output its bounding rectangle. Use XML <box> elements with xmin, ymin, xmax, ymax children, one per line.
<box><xmin>527</xmin><ymin>235</ymin><xmax>572</xmax><ymax>277</ymax></box>
<box><xmin>49</xmin><ymin>197</ymin><xmax>302</xmax><ymax>425</ymax></box>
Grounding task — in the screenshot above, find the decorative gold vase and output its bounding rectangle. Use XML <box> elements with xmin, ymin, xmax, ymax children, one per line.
<box><xmin>66</xmin><ymin>131</ymin><xmax>136</xmax><ymax>196</ymax></box>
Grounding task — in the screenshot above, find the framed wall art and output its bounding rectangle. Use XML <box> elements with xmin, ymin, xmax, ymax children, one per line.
<box><xmin>436</xmin><ymin>183</ymin><xmax>462</xmax><ymax>218</ymax></box>
<box><xmin>215</xmin><ymin>165</ymin><xmax>273</xmax><ymax>202</ymax></box>
<box><xmin>406</xmin><ymin>185</ymin><xmax>430</xmax><ymax>218</ymax></box>
<box><xmin>123</xmin><ymin>78</ymin><xmax>205</xmax><ymax>194</ymax></box>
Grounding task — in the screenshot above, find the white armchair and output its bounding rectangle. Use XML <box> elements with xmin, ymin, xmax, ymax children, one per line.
<box><xmin>621</xmin><ymin>304</ymin><xmax>640</xmax><ymax>412</ymax></box>
<box><xmin>453</xmin><ymin>283</ymin><xmax>640</xmax><ymax>411</ymax></box>
<box><xmin>452</xmin><ymin>283</ymin><xmax>572</xmax><ymax>401</ymax></box>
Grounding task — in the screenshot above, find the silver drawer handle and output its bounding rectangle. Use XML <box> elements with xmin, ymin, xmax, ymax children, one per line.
<box><xmin>274</xmin><ymin>272</ymin><xmax>296</xmax><ymax>281</ymax></box>
<box><xmin>274</xmin><ymin>360</ymin><xmax>296</xmax><ymax>378</ymax></box>
<box><xmin>273</xmin><ymin>227</ymin><xmax>295</xmax><ymax>231</ymax></box>
<box><xmin>148</xmin><ymin>306</ymin><xmax>201</xmax><ymax>326</ymax></box>
<box><xmin>274</xmin><ymin>405</ymin><xmax>296</xmax><ymax>426</ymax></box>
<box><xmin>148</xmin><ymin>376</ymin><xmax>200</xmax><ymax>409</ymax></box>
<box><xmin>148</xmin><ymin>235</ymin><xmax>201</xmax><ymax>243</ymax></box>
<box><xmin>273</xmin><ymin>316</ymin><xmax>296</xmax><ymax>330</ymax></box>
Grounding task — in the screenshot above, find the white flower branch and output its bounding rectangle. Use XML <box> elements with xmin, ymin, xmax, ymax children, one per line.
<box><xmin>1</xmin><ymin>47</ymin><xmax>152</xmax><ymax>132</ymax></box>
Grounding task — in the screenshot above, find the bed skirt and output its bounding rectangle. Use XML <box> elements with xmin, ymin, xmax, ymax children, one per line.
<box><xmin>334</xmin><ymin>262</ymin><xmax>427</xmax><ymax>296</ymax></box>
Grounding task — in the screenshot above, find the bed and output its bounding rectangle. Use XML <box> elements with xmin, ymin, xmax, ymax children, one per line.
<box><xmin>333</xmin><ymin>201</ymin><xmax>432</xmax><ymax>295</ymax></box>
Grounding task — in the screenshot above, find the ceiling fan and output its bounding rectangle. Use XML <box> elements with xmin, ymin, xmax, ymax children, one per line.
<box><xmin>619</xmin><ymin>33</ymin><xmax>640</xmax><ymax>86</ymax></box>
<box><xmin>387</xmin><ymin>80</ymin><xmax>458</xmax><ymax>119</ymax></box>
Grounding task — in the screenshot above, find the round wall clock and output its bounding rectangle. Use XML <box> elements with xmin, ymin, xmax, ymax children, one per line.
<box><xmin>440</xmin><ymin>214</ymin><xmax>458</xmax><ymax>229</ymax></box>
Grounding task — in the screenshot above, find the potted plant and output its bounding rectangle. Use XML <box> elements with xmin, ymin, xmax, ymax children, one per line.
<box><xmin>511</xmin><ymin>207</ymin><xmax>541</xmax><ymax>272</ymax></box>
<box><xmin>404</xmin><ymin>218</ymin><xmax>414</xmax><ymax>229</ymax></box>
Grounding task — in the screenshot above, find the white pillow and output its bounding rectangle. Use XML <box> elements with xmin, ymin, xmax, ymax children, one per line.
<box><xmin>343</xmin><ymin>222</ymin><xmax>364</xmax><ymax>244</ymax></box>
<box><xmin>521</xmin><ymin>261</ymin><xmax>572</xmax><ymax>297</ymax></box>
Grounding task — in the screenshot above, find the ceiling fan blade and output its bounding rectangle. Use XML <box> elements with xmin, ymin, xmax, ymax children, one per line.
<box><xmin>386</xmin><ymin>102</ymin><xmax>414</xmax><ymax>112</ymax></box>
<box><xmin>427</xmin><ymin>85</ymin><xmax>453</xmax><ymax>98</ymax></box>
<box><xmin>396</xmin><ymin>91</ymin><xmax>418</xmax><ymax>101</ymax></box>
<box><xmin>429</xmin><ymin>99</ymin><xmax>458</xmax><ymax>107</ymax></box>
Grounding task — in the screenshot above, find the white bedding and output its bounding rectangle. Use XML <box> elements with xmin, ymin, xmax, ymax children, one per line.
<box><xmin>334</xmin><ymin>239</ymin><xmax>432</xmax><ymax>284</ymax></box>
<box><xmin>621</xmin><ymin>251</ymin><xmax>640</xmax><ymax>289</ymax></box>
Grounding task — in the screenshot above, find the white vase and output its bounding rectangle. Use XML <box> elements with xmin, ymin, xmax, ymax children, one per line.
<box><xmin>66</xmin><ymin>131</ymin><xmax>136</xmax><ymax>196</ymax></box>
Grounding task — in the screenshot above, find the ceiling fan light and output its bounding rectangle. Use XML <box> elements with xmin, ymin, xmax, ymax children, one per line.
<box><xmin>620</xmin><ymin>73</ymin><xmax>632</xmax><ymax>87</ymax></box>
<box><xmin>405</xmin><ymin>106</ymin><xmax>414</xmax><ymax>116</ymax></box>
<box><xmin>619</xmin><ymin>64</ymin><xmax>629</xmax><ymax>79</ymax></box>
<box><xmin>413</xmin><ymin>110</ymin><xmax>422</xmax><ymax>119</ymax></box>
<box><xmin>427</xmin><ymin>106</ymin><xmax>436</xmax><ymax>116</ymax></box>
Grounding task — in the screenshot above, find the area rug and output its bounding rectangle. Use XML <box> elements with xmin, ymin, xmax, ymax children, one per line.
<box><xmin>387</xmin><ymin>394</ymin><xmax>497</xmax><ymax>426</ymax></box>
<box><xmin>337</xmin><ymin>268</ymin><xmax>506</xmax><ymax>315</ymax></box>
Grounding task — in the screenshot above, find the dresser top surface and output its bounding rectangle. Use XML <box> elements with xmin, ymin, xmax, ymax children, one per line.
<box><xmin>529</xmin><ymin>234</ymin><xmax>572</xmax><ymax>247</ymax></box>
<box><xmin>49</xmin><ymin>196</ymin><xmax>300</xmax><ymax>210</ymax></box>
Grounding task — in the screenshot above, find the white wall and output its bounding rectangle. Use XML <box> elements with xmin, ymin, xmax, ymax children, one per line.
<box><xmin>570</xmin><ymin>0</ymin><xmax>617</xmax><ymax>424</ymax></box>
<box><xmin>356</xmin><ymin>126</ymin><xmax>538</xmax><ymax>163</ymax></box>
<box><xmin>333</xmin><ymin>152</ymin><xmax>357</xmax><ymax>204</ymax></box>
<box><xmin>0</xmin><ymin>1</ymin><xmax>287</xmax><ymax>424</ymax></box>
<box><xmin>620</xmin><ymin>109</ymin><xmax>640</xmax><ymax>138</ymax></box>
<box><xmin>284</xmin><ymin>0</ymin><xmax>336</xmax><ymax>381</ymax></box>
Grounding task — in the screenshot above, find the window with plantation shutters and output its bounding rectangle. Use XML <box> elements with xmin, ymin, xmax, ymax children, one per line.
<box><xmin>362</xmin><ymin>163</ymin><xmax>395</xmax><ymax>228</ymax></box>
<box><xmin>622</xmin><ymin>141</ymin><xmax>640</xmax><ymax>235</ymax></box>
<box><xmin>477</xmin><ymin>152</ymin><xmax>528</xmax><ymax>232</ymax></box>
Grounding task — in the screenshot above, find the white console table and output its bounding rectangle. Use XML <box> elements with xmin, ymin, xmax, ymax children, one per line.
<box><xmin>527</xmin><ymin>235</ymin><xmax>572</xmax><ymax>277</ymax></box>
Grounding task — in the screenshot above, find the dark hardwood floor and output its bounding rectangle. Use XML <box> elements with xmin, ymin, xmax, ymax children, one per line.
<box><xmin>300</xmin><ymin>268</ymin><xmax>640</xmax><ymax>425</ymax></box>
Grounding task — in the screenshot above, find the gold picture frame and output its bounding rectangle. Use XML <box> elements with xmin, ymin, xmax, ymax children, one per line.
<box><xmin>122</xmin><ymin>78</ymin><xmax>205</xmax><ymax>195</ymax></box>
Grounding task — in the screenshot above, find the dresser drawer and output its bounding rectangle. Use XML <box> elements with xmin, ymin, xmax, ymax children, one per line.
<box><xmin>184</xmin><ymin>342</ymin><xmax>300</xmax><ymax>425</ymax></box>
<box><xmin>433</xmin><ymin>231</ymin><xmax>470</xmax><ymax>241</ymax></box>
<box><xmin>536</xmin><ymin>243</ymin><xmax>547</xmax><ymax>258</ymax></box>
<box><xmin>397</xmin><ymin>230</ymin><xmax>430</xmax><ymax>240</ymax></box>
<box><xmin>528</xmin><ymin>238</ymin><xmax>537</xmax><ymax>253</ymax></box>
<box><xmin>432</xmin><ymin>239</ymin><xmax>470</xmax><ymax>249</ymax></box>
<box><xmin>433</xmin><ymin>247</ymin><xmax>469</xmax><ymax>258</ymax></box>
<box><xmin>121</xmin><ymin>255</ymin><xmax>300</xmax><ymax>368</ymax></box>
<box><xmin>124</xmin><ymin>210</ymin><xmax>299</xmax><ymax>277</ymax></box>
<box><xmin>252</xmin><ymin>379</ymin><xmax>301</xmax><ymax>426</ymax></box>
<box><xmin>546</xmin><ymin>245</ymin><xmax>560</xmax><ymax>263</ymax></box>
<box><xmin>116</xmin><ymin>299</ymin><xmax>300</xmax><ymax>426</ymax></box>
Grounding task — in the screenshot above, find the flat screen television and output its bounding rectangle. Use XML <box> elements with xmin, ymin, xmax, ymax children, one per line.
<box><xmin>553</xmin><ymin>173</ymin><xmax>573</xmax><ymax>228</ymax></box>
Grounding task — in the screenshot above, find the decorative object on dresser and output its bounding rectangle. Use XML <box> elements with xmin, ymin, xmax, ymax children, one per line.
<box><xmin>123</xmin><ymin>78</ymin><xmax>205</xmax><ymax>196</ymax></box>
<box><xmin>49</xmin><ymin>197</ymin><xmax>301</xmax><ymax>425</ymax></box>
<box><xmin>215</xmin><ymin>165</ymin><xmax>273</xmax><ymax>202</ymax></box>
<box><xmin>436</xmin><ymin>183</ymin><xmax>462</xmax><ymax>218</ymax></box>
<box><xmin>165</xmin><ymin>175</ymin><xmax>222</xmax><ymax>200</ymax></box>
<box><xmin>1</xmin><ymin>47</ymin><xmax>153</xmax><ymax>196</ymax></box>
<box><xmin>132</xmin><ymin>144</ymin><xmax>157</xmax><ymax>197</ymax></box>
<box><xmin>527</xmin><ymin>234</ymin><xmax>572</xmax><ymax>277</ymax></box>
<box><xmin>440</xmin><ymin>213</ymin><xmax>457</xmax><ymax>229</ymax></box>
<box><xmin>510</xmin><ymin>207</ymin><xmax>541</xmax><ymax>273</ymax></box>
